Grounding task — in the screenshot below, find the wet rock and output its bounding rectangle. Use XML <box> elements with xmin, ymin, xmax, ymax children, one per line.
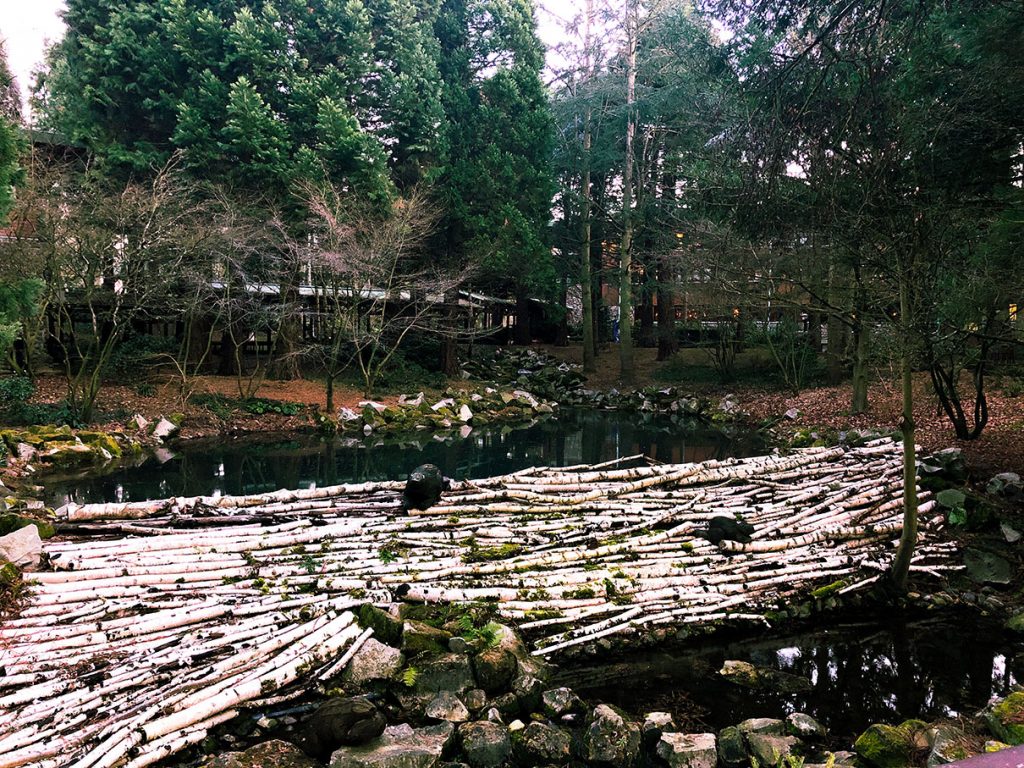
<box><xmin>746</xmin><ymin>733</ymin><xmax>799</xmax><ymax>766</ymax></box>
<box><xmin>716</xmin><ymin>726</ymin><xmax>747</xmax><ymax>768</ymax></box>
<box><xmin>657</xmin><ymin>732</ymin><xmax>717</xmax><ymax>768</ymax></box>
<box><xmin>512</xmin><ymin>722</ymin><xmax>571</xmax><ymax>766</ymax></box>
<box><xmin>787</xmin><ymin>712</ymin><xmax>826</xmax><ymax>741</ymax></box>
<box><xmin>402</xmin><ymin>621</ymin><xmax>452</xmax><ymax>657</ymax></box>
<box><xmin>964</xmin><ymin>549</ymin><xmax>1013</xmax><ymax>585</ymax></box>
<box><xmin>583</xmin><ymin>704</ymin><xmax>641</xmax><ymax>766</ymax></box>
<box><xmin>721</xmin><ymin>661</ymin><xmax>812</xmax><ymax>694</ymax></box>
<box><xmin>458</xmin><ymin>722</ymin><xmax>510</xmax><ymax>768</ymax></box>
<box><xmin>854</xmin><ymin>720</ymin><xmax>929</xmax><ymax>768</ymax></box>
<box><xmin>540</xmin><ymin>687</ymin><xmax>585</xmax><ymax>718</ymax></box>
<box><xmin>737</xmin><ymin>718</ymin><xmax>786</xmax><ymax>736</ymax></box>
<box><xmin>299</xmin><ymin>697</ymin><xmax>388</xmax><ymax>760</ymax></box>
<box><xmin>414</xmin><ymin>654</ymin><xmax>475</xmax><ymax>695</ymax></box>
<box><xmin>330</xmin><ymin>722</ymin><xmax>455</xmax><ymax>768</ymax></box>
<box><xmin>203</xmin><ymin>740</ymin><xmax>319</xmax><ymax>768</ymax></box>
<box><xmin>0</xmin><ymin>523</ymin><xmax>41</xmax><ymax>568</ymax></box>
<box><xmin>425</xmin><ymin>692</ymin><xmax>469</xmax><ymax>723</ymax></box>
<box><xmin>984</xmin><ymin>693</ymin><xmax>1024</xmax><ymax>745</ymax></box>
<box><xmin>343</xmin><ymin>638</ymin><xmax>404</xmax><ymax>686</ymax></box>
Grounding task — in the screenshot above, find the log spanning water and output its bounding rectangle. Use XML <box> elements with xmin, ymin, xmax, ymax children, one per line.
<box><xmin>0</xmin><ymin>440</ymin><xmax>959</xmax><ymax>768</ymax></box>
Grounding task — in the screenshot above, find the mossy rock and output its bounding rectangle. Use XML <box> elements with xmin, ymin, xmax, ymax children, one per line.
<box><xmin>357</xmin><ymin>603</ymin><xmax>404</xmax><ymax>647</ymax></box>
<box><xmin>0</xmin><ymin>561</ymin><xmax>21</xmax><ymax>586</ymax></box>
<box><xmin>986</xmin><ymin>693</ymin><xmax>1024</xmax><ymax>744</ymax></box>
<box><xmin>0</xmin><ymin>514</ymin><xmax>55</xmax><ymax>539</ymax></box>
<box><xmin>854</xmin><ymin>720</ymin><xmax>928</xmax><ymax>768</ymax></box>
<box><xmin>78</xmin><ymin>431</ymin><xmax>123</xmax><ymax>458</ymax></box>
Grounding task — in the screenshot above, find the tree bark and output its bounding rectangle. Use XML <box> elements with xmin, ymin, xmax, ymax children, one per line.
<box><xmin>618</xmin><ymin>0</ymin><xmax>638</xmax><ymax>383</ymax></box>
<box><xmin>890</xmin><ymin>270</ymin><xmax>918</xmax><ymax>594</ymax></box>
<box><xmin>580</xmin><ymin>3</ymin><xmax>597</xmax><ymax>373</ymax></box>
<box><xmin>513</xmin><ymin>294</ymin><xmax>532</xmax><ymax>345</ymax></box>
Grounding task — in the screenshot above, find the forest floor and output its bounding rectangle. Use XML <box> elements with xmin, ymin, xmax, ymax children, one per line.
<box><xmin>19</xmin><ymin>343</ymin><xmax>1024</xmax><ymax>478</ymax></box>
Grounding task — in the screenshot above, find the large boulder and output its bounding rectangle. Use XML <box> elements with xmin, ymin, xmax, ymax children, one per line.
<box><xmin>414</xmin><ymin>654</ymin><xmax>475</xmax><ymax>695</ymax></box>
<box><xmin>472</xmin><ymin>645</ymin><xmax>517</xmax><ymax>694</ymax></box>
<box><xmin>203</xmin><ymin>740</ymin><xmax>319</xmax><ymax>768</ymax></box>
<box><xmin>342</xmin><ymin>638</ymin><xmax>404</xmax><ymax>686</ymax></box>
<box><xmin>985</xmin><ymin>693</ymin><xmax>1024</xmax><ymax>745</ymax></box>
<box><xmin>746</xmin><ymin>733</ymin><xmax>800</xmax><ymax>767</ymax></box>
<box><xmin>458</xmin><ymin>722</ymin><xmax>511</xmax><ymax>768</ymax></box>
<box><xmin>716</xmin><ymin>726</ymin><xmax>747</xmax><ymax>768</ymax></box>
<box><xmin>330</xmin><ymin>723</ymin><xmax>454</xmax><ymax>768</ymax></box>
<box><xmin>582</xmin><ymin>704</ymin><xmax>641</xmax><ymax>766</ymax></box>
<box><xmin>0</xmin><ymin>523</ymin><xmax>41</xmax><ymax>568</ymax></box>
<box><xmin>402</xmin><ymin>621</ymin><xmax>452</xmax><ymax>657</ymax></box>
<box><xmin>656</xmin><ymin>733</ymin><xmax>717</xmax><ymax>768</ymax></box>
<box><xmin>298</xmin><ymin>696</ymin><xmax>387</xmax><ymax>760</ymax></box>
<box><xmin>854</xmin><ymin>720</ymin><xmax>929</xmax><ymax>768</ymax></box>
<box><xmin>512</xmin><ymin>722</ymin><xmax>571</xmax><ymax>766</ymax></box>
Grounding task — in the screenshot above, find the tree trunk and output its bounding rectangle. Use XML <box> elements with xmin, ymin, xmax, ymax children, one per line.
<box><xmin>656</xmin><ymin>258</ymin><xmax>676</xmax><ymax>361</ymax></box>
<box><xmin>618</xmin><ymin>0</ymin><xmax>638</xmax><ymax>383</ymax></box>
<box><xmin>441</xmin><ymin>336</ymin><xmax>459</xmax><ymax>376</ymax></box>
<box><xmin>580</xmin><ymin>9</ymin><xmax>597</xmax><ymax>373</ymax></box>
<box><xmin>826</xmin><ymin>259</ymin><xmax>844</xmax><ymax>384</ymax></box>
<box><xmin>513</xmin><ymin>294</ymin><xmax>532</xmax><ymax>345</ymax></box>
<box><xmin>890</xmin><ymin>272</ymin><xmax>918</xmax><ymax>594</ymax></box>
<box><xmin>272</xmin><ymin>272</ymin><xmax>303</xmax><ymax>380</ymax></box>
<box><xmin>851</xmin><ymin>322</ymin><xmax>870</xmax><ymax>414</ymax></box>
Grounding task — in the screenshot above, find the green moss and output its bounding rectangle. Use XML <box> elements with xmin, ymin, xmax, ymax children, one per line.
<box><xmin>0</xmin><ymin>514</ymin><xmax>55</xmax><ymax>539</ymax></box>
<box><xmin>987</xmin><ymin>693</ymin><xmax>1024</xmax><ymax>745</ymax></box>
<box><xmin>464</xmin><ymin>543</ymin><xmax>524</xmax><ymax>563</ymax></box>
<box><xmin>811</xmin><ymin>580</ymin><xmax>847</xmax><ymax>599</ymax></box>
<box><xmin>78</xmin><ymin>431</ymin><xmax>123</xmax><ymax>458</ymax></box>
<box><xmin>854</xmin><ymin>720</ymin><xmax>927</xmax><ymax>768</ymax></box>
<box><xmin>564</xmin><ymin>587</ymin><xmax>596</xmax><ymax>600</ymax></box>
<box><xmin>357</xmin><ymin>603</ymin><xmax>404</xmax><ymax>646</ymax></box>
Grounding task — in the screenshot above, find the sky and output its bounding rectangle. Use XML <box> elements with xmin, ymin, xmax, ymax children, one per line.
<box><xmin>0</xmin><ymin>0</ymin><xmax>581</xmax><ymax>120</ymax></box>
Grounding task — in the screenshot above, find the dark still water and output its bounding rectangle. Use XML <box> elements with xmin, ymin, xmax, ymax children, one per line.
<box><xmin>45</xmin><ymin>410</ymin><xmax>763</xmax><ymax>506</ymax></box>
<box><xmin>559</xmin><ymin>615</ymin><xmax>1019</xmax><ymax>744</ymax></box>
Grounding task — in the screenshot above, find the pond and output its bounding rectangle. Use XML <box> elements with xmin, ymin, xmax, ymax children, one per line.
<box><xmin>44</xmin><ymin>409</ymin><xmax>764</xmax><ymax>506</ymax></box>
<box><xmin>557</xmin><ymin>613</ymin><xmax>1019</xmax><ymax>745</ymax></box>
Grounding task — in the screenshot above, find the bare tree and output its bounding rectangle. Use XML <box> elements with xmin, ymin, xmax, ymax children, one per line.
<box><xmin>300</xmin><ymin>184</ymin><xmax>471</xmax><ymax>403</ymax></box>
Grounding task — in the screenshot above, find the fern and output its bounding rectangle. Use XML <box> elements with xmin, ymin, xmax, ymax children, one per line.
<box><xmin>401</xmin><ymin>666</ymin><xmax>419</xmax><ymax>688</ymax></box>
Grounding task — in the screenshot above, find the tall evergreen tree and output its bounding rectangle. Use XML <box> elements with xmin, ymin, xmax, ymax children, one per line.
<box><xmin>0</xmin><ymin>38</ymin><xmax>21</xmax><ymax>224</ymax></box>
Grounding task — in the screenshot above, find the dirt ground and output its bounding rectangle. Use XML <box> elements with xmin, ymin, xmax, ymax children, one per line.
<box><xmin>20</xmin><ymin>345</ymin><xmax>1024</xmax><ymax>477</ymax></box>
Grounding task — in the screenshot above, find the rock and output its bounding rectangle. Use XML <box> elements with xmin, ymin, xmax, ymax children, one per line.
<box><xmin>583</xmin><ymin>704</ymin><xmax>641</xmax><ymax>766</ymax></box>
<box><xmin>458</xmin><ymin>722</ymin><xmax>510</xmax><ymax>768</ymax></box>
<box><xmin>737</xmin><ymin>718</ymin><xmax>786</xmax><ymax>736</ymax></box>
<box><xmin>1006</xmin><ymin>613</ymin><xmax>1024</xmax><ymax>633</ymax></box>
<box><xmin>342</xmin><ymin>638</ymin><xmax>404</xmax><ymax>686</ymax></box>
<box><xmin>785</xmin><ymin>408</ymin><xmax>800</xmax><ymax>420</ymax></box>
<box><xmin>151</xmin><ymin>417</ymin><xmax>178</xmax><ymax>440</ymax></box>
<box><xmin>704</xmin><ymin>517</ymin><xmax>754</xmax><ymax>544</ymax></box>
<box><xmin>489</xmin><ymin>692</ymin><xmax>519</xmax><ymax>717</ymax></box>
<box><xmin>402</xmin><ymin>465</ymin><xmax>450</xmax><ymax>512</ymax></box>
<box><xmin>854</xmin><ymin>720</ymin><xmax>929</xmax><ymax>768</ymax></box>
<box><xmin>14</xmin><ymin>443</ymin><xmax>35</xmax><ymax>462</ymax></box>
<box><xmin>964</xmin><ymin>549</ymin><xmax>1014</xmax><ymax>585</ymax></box>
<box><xmin>425</xmin><ymin>692</ymin><xmax>470</xmax><ymax>723</ymax></box>
<box><xmin>203</xmin><ymin>740</ymin><xmax>319</xmax><ymax>768</ymax></box>
<box><xmin>717</xmin><ymin>726</ymin><xmax>747</xmax><ymax>768</ymax></box>
<box><xmin>330</xmin><ymin>723</ymin><xmax>455</xmax><ymax>768</ymax></box>
<box><xmin>657</xmin><ymin>732</ymin><xmax>717</xmax><ymax>768</ymax></box>
<box><xmin>541</xmin><ymin>687</ymin><xmax>585</xmax><ymax>718</ymax></box>
<box><xmin>398</xmin><ymin>392</ymin><xmax>425</xmax><ymax>407</ymax></box>
<box><xmin>402</xmin><ymin>621</ymin><xmax>452</xmax><ymax>657</ymax></box>
<box><xmin>988</xmin><ymin>472</ymin><xmax>1023</xmax><ymax>497</ymax></box>
<box><xmin>511</xmin><ymin>674</ymin><xmax>544</xmax><ymax>714</ymax></box>
<box><xmin>985</xmin><ymin>693</ymin><xmax>1024</xmax><ymax>745</ymax></box>
<box><xmin>642</xmin><ymin>712</ymin><xmax>675</xmax><ymax>747</ymax></box>
<box><xmin>0</xmin><ymin>514</ymin><xmax>54</xmax><ymax>539</ymax></box>
<box><xmin>0</xmin><ymin>523</ymin><xmax>41</xmax><ymax>567</ymax></box>
<box><xmin>298</xmin><ymin>696</ymin><xmax>387</xmax><ymax>760</ymax></box>
<box><xmin>448</xmin><ymin>636</ymin><xmax>470</xmax><ymax>654</ymax></box>
<box><xmin>457</xmin><ymin>404</ymin><xmax>473</xmax><ymax>423</ymax></box>
<box><xmin>463</xmin><ymin>689</ymin><xmax>487</xmax><ymax>714</ymax></box>
<box><xmin>927</xmin><ymin>723</ymin><xmax>970</xmax><ymax>766</ymax></box>
<box><xmin>746</xmin><ymin>733</ymin><xmax>799</xmax><ymax>766</ymax></box>
<box><xmin>414</xmin><ymin>654</ymin><xmax>475</xmax><ymax>695</ymax></box>
<box><xmin>721</xmin><ymin>661</ymin><xmax>812</xmax><ymax>694</ymax></box>
<box><xmin>787</xmin><ymin>712</ymin><xmax>826</xmax><ymax>741</ymax></box>
<box><xmin>513</xmin><ymin>722</ymin><xmax>571</xmax><ymax>765</ymax></box>
<box><xmin>131</xmin><ymin>414</ymin><xmax>150</xmax><ymax>431</ymax></box>
<box><xmin>472</xmin><ymin>646</ymin><xmax>517</xmax><ymax>694</ymax></box>
<box><xmin>1002</xmin><ymin>523</ymin><xmax>1022</xmax><ymax>544</ymax></box>
<box><xmin>985</xmin><ymin>740</ymin><xmax>1011</xmax><ymax>752</ymax></box>
<box><xmin>484</xmin><ymin>708</ymin><xmax>503</xmax><ymax>724</ymax></box>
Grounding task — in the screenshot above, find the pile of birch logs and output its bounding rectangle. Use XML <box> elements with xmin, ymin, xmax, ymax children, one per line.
<box><xmin>0</xmin><ymin>439</ymin><xmax>957</xmax><ymax>768</ymax></box>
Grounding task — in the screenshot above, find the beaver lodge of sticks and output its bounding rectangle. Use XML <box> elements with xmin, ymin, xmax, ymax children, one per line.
<box><xmin>0</xmin><ymin>439</ymin><xmax>960</xmax><ymax>768</ymax></box>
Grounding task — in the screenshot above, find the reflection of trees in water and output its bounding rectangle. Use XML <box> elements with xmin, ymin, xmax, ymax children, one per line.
<box><xmin>55</xmin><ymin>411</ymin><xmax>763</xmax><ymax>504</ymax></box>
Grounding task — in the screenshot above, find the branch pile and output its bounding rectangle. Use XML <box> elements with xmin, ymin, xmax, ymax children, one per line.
<box><xmin>0</xmin><ymin>439</ymin><xmax>956</xmax><ymax>767</ymax></box>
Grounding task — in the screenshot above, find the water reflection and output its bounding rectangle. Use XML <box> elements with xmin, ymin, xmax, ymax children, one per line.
<box><xmin>560</xmin><ymin>616</ymin><xmax>1022</xmax><ymax>743</ymax></box>
<box><xmin>45</xmin><ymin>410</ymin><xmax>763</xmax><ymax>505</ymax></box>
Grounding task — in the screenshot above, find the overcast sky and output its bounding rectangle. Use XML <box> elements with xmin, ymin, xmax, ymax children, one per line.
<box><xmin>0</xmin><ymin>1</ymin><xmax>581</xmax><ymax>119</ymax></box>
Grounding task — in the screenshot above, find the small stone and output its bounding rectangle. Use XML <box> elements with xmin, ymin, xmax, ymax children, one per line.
<box><xmin>151</xmin><ymin>417</ymin><xmax>178</xmax><ymax>440</ymax></box>
<box><xmin>657</xmin><ymin>732</ymin><xmax>717</xmax><ymax>768</ymax></box>
<box><xmin>787</xmin><ymin>712</ymin><xmax>826</xmax><ymax>741</ymax></box>
<box><xmin>484</xmin><ymin>708</ymin><xmax>503</xmax><ymax>724</ymax></box>
<box><xmin>490</xmin><ymin>693</ymin><xmax>519</xmax><ymax>717</ymax></box>
<box><xmin>738</xmin><ymin>718</ymin><xmax>786</xmax><ymax>736</ymax></box>
<box><xmin>448</xmin><ymin>636</ymin><xmax>470</xmax><ymax>654</ymax></box>
<box><xmin>458</xmin><ymin>722</ymin><xmax>510</xmax><ymax>768</ymax></box>
<box><xmin>457</xmin><ymin>404</ymin><xmax>473</xmax><ymax>422</ymax></box>
<box><xmin>463</xmin><ymin>689</ymin><xmax>487</xmax><ymax>713</ymax></box>
<box><xmin>985</xmin><ymin>740</ymin><xmax>1011</xmax><ymax>752</ymax></box>
<box><xmin>425</xmin><ymin>692</ymin><xmax>470</xmax><ymax>723</ymax></box>
<box><xmin>508</xmin><ymin>720</ymin><xmax>525</xmax><ymax>732</ymax></box>
<box><xmin>472</xmin><ymin>646</ymin><xmax>518</xmax><ymax>694</ymax></box>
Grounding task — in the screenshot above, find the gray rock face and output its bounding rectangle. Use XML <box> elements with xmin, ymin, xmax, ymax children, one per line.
<box><xmin>583</xmin><ymin>704</ymin><xmax>641</xmax><ymax>766</ymax></box>
<box><xmin>330</xmin><ymin>723</ymin><xmax>454</xmax><ymax>768</ymax></box>
<box><xmin>541</xmin><ymin>687</ymin><xmax>585</xmax><ymax>718</ymax></box>
<box><xmin>0</xmin><ymin>524</ymin><xmax>41</xmax><ymax>567</ymax></box>
<box><xmin>425</xmin><ymin>692</ymin><xmax>470</xmax><ymax>723</ymax></box>
<box><xmin>746</xmin><ymin>733</ymin><xmax>799</xmax><ymax>767</ymax></box>
<box><xmin>511</xmin><ymin>674</ymin><xmax>544</xmax><ymax>714</ymax></box>
<box><xmin>342</xmin><ymin>639</ymin><xmax>404</xmax><ymax>686</ymax></box>
<box><xmin>415</xmin><ymin>654</ymin><xmax>475</xmax><ymax>695</ymax></box>
<box><xmin>458</xmin><ymin>722</ymin><xmax>511</xmax><ymax>768</ymax></box>
<box><xmin>657</xmin><ymin>733</ymin><xmax>717</xmax><ymax>768</ymax></box>
<box><xmin>513</xmin><ymin>722</ymin><xmax>571</xmax><ymax>765</ymax></box>
<box><xmin>716</xmin><ymin>726</ymin><xmax>747</xmax><ymax>767</ymax></box>
<box><xmin>787</xmin><ymin>712</ymin><xmax>826</xmax><ymax>741</ymax></box>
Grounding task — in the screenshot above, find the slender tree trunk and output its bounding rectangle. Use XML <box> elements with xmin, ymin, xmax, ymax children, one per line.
<box><xmin>580</xmin><ymin>3</ymin><xmax>597</xmax><ymax>373</ymax></box>
<box><xmin>513</xmin><ymin>294</ymin><xmax>531</xmax><ymax>345</ymax></box>
<box><xmin>851</xmin><ymin>322</ymin><xmax>870</xmax><ymax>414</ymax></box>
<box><xmin>891</xmin><ymin>271</ymin><xmax>918</xmax><ymax>593</ymax></box>
<box><xmin>826</xmin><ymin>258</ymin><xmax>844</xmax><ymax>384</ymax></box>
<box><xmin>618</xmin><ymin>0</ymin><xmax>638</xmax><ymax>383</ymax></box>
<box><xmin>656</xmin><ymin>258</ymin><xmax>676</xmax><ymax>362</ymax></box>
